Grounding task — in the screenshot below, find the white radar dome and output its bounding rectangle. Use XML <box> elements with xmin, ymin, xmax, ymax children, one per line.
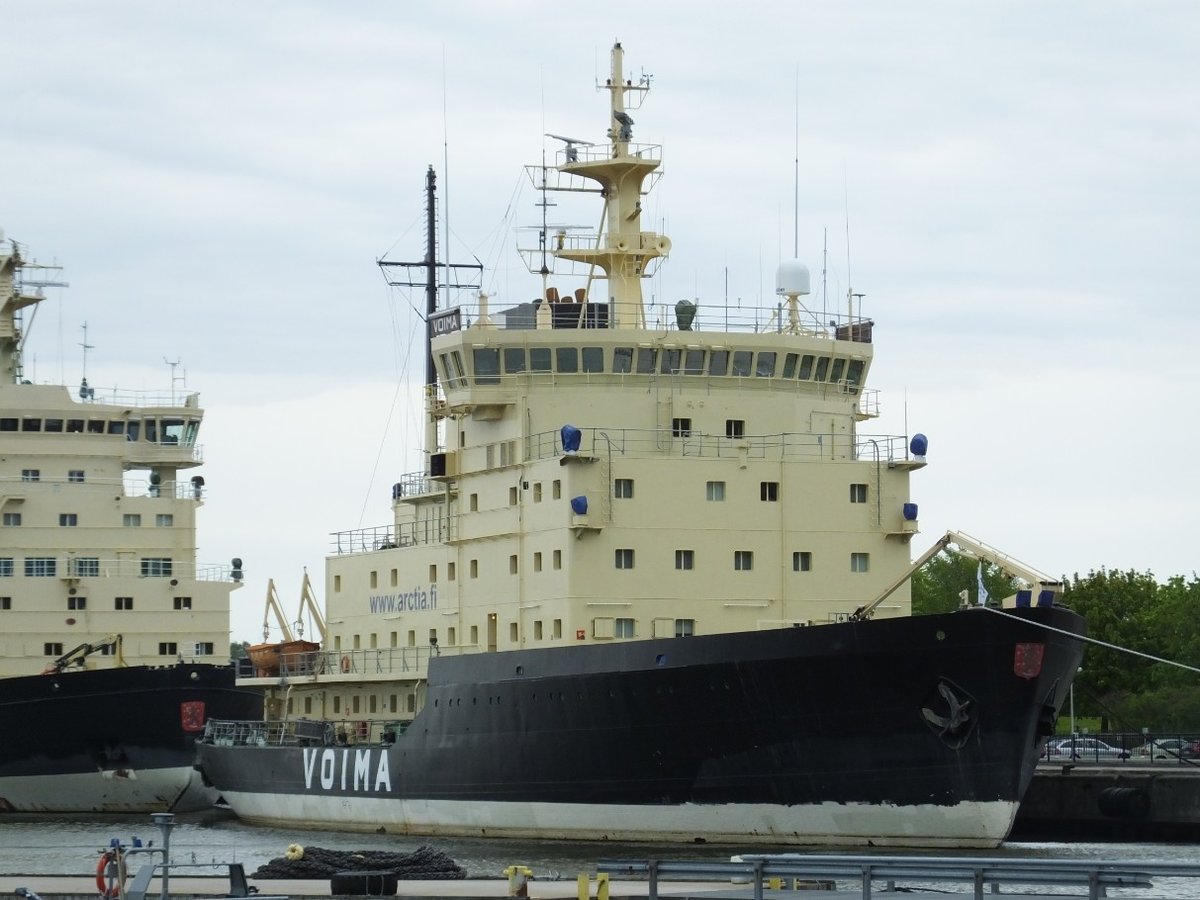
<box><xmin>775</xmin><ymin>259</ymin><xmax>811</xmax><ymax>296</ymax></box>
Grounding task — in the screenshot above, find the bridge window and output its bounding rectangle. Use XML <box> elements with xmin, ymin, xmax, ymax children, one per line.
<box><xmin>708</xmin><ymin>350</ymin><xmax>730</xmax><ymax>376</ymax></box>
<box><xmin>731</xmin><ymin>351</ymin><xmax>753</xmax><ymax>377</ymax></box>
<box><xmin>503</xmin><ymin>347</ymin><xmax>526</xmax><ymax>374</ymax></box>
<box><xmin>798</xmin><ymin>355</ymin><xmax>815</xmax><ymax>379</ymax></box>
<box><xmin>782</xmin><ymin>353</ymin><xmax>799</xmax><ymax>378</ymax></box>
<box><xmin>830</xmin><ymin>358</ymin><xmax>846</xmax><ymax>383</ymax></box>
<box><xmin>636</xmin><ymin>348</ymin><xmax>657</xmax><ymax>374</ymax></box>
<box><xmin>660</xmin><ymin>349</ymin><xmax>682</xmax><ymax>374</ymax></box>
<box><xmin>472</xmin><ymin>347</ymin><xmax>500</xmax><ymax>384</ymax></box>
<box><xmin>613</xmin><ymin>347</ymin><xmax>633</xmax><ymax>373</ymax></box>
<box><xmin>684</xmin><ymin>349</ymin><xmax>706</xmax><ymax>374</ymax></box>
<box><xmin>756</xmin><ymin>352</ymin><xmax>777</xmax><ymax>377</ymax></box>
<box><xmin>556</xmin><ymin>347</ymin><xmax>578</xmax><ymax>373</ymax></box>
<box><xmin>815</xmin><ymin>357</ymin><xmax>830</xmax><ymax>381</ymax></box>
<box><xmin>846</xmin><ymin>359</ymin><xmax>865</xmax><ymax>388</ymax></box>
<box><xmin>582</xmin><ymin>346</ymin><xmax>604</xmax><ymax>372</ymax></box>
<box><xmin>530</xmin><ymin>347</ymin><xmax>552</xmax><ymax>372</ymax></box>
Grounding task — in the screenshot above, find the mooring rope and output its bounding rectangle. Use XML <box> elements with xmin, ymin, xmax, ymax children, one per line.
<box><xmin>980</xmin><ymin>605</ymin><xmax>1200</xmax><ymax>675</ymax></box>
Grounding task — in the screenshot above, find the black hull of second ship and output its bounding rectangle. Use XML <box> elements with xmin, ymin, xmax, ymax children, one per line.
<box><xmin>197</xmin><ymin>605</ymin><xmax>1086</xmax><ymax>847</ymax></box>
<box><xmin>0</xmin><ymin>663</ymin><xmax>263</xmax><ymax>813</ymax></box>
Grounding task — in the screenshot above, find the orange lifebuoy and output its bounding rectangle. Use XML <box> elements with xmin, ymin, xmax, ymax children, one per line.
<box><xmin>340</xmin><ymin>655</ymin><xmax>351</xmax><ymax>673</ymax></box>
<box><xmin>96</xmin><ymin>850</ymin><xmax>124</xmax><ymax>899</ymax></box>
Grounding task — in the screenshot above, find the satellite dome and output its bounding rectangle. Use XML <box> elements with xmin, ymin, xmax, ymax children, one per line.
<box><xmin>775</xmin><ymin>259</ymin><xmax>811</xmax><ymax>296</ymax></box>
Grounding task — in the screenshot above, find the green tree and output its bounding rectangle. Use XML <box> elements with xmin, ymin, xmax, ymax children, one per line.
<box><xmin>911</xmin><ymin>550</ymin><xmax>1022</xmax><ymax>615</ymax></box>
<box><xmin>230</xmin><ymin>640</ymin><xmax>251</xmax><ymax>660</ymax></box>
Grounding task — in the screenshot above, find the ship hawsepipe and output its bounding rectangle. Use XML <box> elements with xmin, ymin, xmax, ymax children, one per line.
<box><xmin>197</xmin><ymin>604</ymin><xmax>1085</xmax><ymax>847</ymax></box>
<box><xmin>0</xmin><ymin>663</ymin><xmax>264</xmax><ymax>813</ymax></box>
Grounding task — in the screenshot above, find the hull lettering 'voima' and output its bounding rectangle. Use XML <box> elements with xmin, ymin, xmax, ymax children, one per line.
<box><xmin>0</xmin><ymin>235</ymin><xmax>263</xmax><ymax>813</ymax></box>
<box><xmin>196</xmin><ymin>42</ymin><xmax>1086</xmax><ymax>848</ymax></box>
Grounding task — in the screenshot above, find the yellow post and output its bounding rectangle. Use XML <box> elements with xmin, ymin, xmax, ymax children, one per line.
<box><xmin>596</xmin><ymin>872</ymin><xmax>610</xmax><ymax>900</ymax></box>
<box><xmin>577</xmin><ymin>873</ymin><xmax>589</xmax><ymax>900</ymax></box>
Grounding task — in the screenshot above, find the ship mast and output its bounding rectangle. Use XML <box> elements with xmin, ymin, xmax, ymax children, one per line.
<box><xmin>0</xmin><ymin>236</ymin><xmax>69</xmax><ymax>385</ymax></box>
<box><xmin>377</xmin><ymin>168</ymin><xmax>481</xmax><ymax>461</ymax></box>
<box><xmin>551</xmin><ymin>42</ymin><xmax>670</xmax><ymax>330</ymax></box>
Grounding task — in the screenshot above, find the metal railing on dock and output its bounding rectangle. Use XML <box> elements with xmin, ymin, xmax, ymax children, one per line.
<box><xmin>597</xmin><ymin>855</ymin><xmax>1200</xmax><ymax>900</ymax></box>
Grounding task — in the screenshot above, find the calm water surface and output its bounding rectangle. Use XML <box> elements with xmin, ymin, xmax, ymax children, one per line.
<box><xmin>1</xmin><ymin>812</ymin><xmax>1197</xmax><ymax>896</ymax></box>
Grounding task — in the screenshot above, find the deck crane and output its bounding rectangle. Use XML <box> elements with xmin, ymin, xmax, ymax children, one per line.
<box><xmin>851</xmin><ymin>530</ymin><xmax>1065</xmax><ymax>622</ymax></box>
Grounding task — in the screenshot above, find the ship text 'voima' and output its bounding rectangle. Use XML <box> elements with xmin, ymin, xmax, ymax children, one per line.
<box><xmin>368</xmin><ymin>584</ymin><xmax>437</xmax><ymax>615</ymax></box>
<box><xmin>304</xmin><ymin>747</ymin><xmax>392</xmax><ymax>792</ymax></box>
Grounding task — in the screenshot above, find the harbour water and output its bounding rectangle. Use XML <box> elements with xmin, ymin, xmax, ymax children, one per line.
<box><xmin>0</xmin><ymin>811</ymin><xmax>1197</xmax><ymax>896</ymax></box>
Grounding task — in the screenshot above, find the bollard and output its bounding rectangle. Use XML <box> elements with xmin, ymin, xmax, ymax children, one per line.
<box><xmin>503</xmin><ymin>865</ymin><xmax>534</xmax><ymax>898</ymax></box>
<box><xmin>577</xmin><ymin>873</ymin><xmax>609</xmax><ymax>900</ymax></box>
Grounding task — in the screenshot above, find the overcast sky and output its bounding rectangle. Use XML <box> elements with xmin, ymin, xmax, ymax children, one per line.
<box><xmin>4</xmin><ymin>2</ymin><xmax>1197</xmax><ymax>642</ymax></box>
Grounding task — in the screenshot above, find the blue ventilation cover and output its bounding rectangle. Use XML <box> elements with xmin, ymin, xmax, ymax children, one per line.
<box><xmin>902</xmin><ymin>502</ymin><xmax>918</xmax><ymax>521</ymax></box>
<box><xmin>1015</xmin><ymin>590</ymin><xmax>1032</xmax><ymax>608</ymax></box>
<box><xmin>910</xmin><ymin>433</ymin><xmax>928</xmax><ymax>457</ymax></box>
<box><xmin>561</xmin><ymin>424</ymin><xmax>582</xmax><ymax>453</ymax></box>
<box><xmin>570</xmin><ymin>496</ymin><xmax>588</xmax><ymax>515</ymax></box>
<box><xmin>1036</xmin><ymin>589</ymin><xmax>1055</xmax><ymax>608</ymax></box>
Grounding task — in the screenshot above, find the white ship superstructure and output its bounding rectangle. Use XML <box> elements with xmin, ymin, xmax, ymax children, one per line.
<box><xmin>248</xmin><ymin>42</ymin><xmax>922</xmax><ymax>725</ymax></box>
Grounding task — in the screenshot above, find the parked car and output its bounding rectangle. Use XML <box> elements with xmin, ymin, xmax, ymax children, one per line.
<box><xmin>1180</xmin><ymin>740</ymin><xmax>1200</xmax><ymax>759</ymax></box>
<box><xmin>1134</xmin><ymin>738</ymin><xmax>1190</xmax><ymax>760</ymax></box>
<box><xmin>1046</xmin><ymin>737</ymin><xmax>1131</xmax><ymax>760</ymax></box>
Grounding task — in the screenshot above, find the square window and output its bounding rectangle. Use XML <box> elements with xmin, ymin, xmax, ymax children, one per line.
<box><xmin>726</xmin><ymin>419</ymin><xmax>745</xmax><ymax>438</ymax></box>
<box><xmin>44</xmin><ymin>642</ymin><xmax>64</xmax><ymax>656</ymax></box>
<box><xmin>760</xmin><ymin>481</ymin><xmax>779</xmax><ymax>502</ymax></box>
<box><xmin>851</xmin><ymin>552</ymin><xmax>870</xmax><ymax>573</ymax></box>
<box><xmin>0</xmin><ymin>596</ymin><xmax>10</xmax><ymax>610</ymax></box>
<box><xmin>675</xmin><ymin>549</ymin><xmax>694</xmax><ymax>570</ymax></box>
<box><xmin>850</xmin><ymin>483</ymin><xmax>868</xmax><ymax>503</ymax></box>
<box><xmin>614</xmin><ymin>478</ymin><xmax>634</xmax><ymax>499</ymax></box>
<box><xmin>21</xmin><ymin>469</ymin><xmax>40</xmax><ymax>482</ymax></box>
<box><xmin>115</xmin><ymin>596</ymin><xmax>134</xmax><ymax>610</ymax></box>
<box><xmin>158</xmin><ymin>642</ymin><xmax>178</xmax><ymax>656</ymax></box>
<box><xmin>140</xmin><ymin>558</ymin><xmax>172</xmax><ymax>577</ymax></box>
<box><xmin>615</xmin><ymin>617</ymin><xmax>635</xmax><ymax>638</ymax></box>
<box><xmin>194</xmin><ymin>642</ymin><xmax>214</xmax><ymax>656</ymax></box>
<box><xmin>615</xmin><ymin>548</ymin><xmax>635</xmax><ymax>569</ymax></box>
<box><xmin>706</xmin><ymin>481</ymin><xmax>726</xmax><ymax>501</ymax></box>
<box><xmin>25</xmin><ymin>557</ymin><xmax>56</xmax><ymax>577</ymax></box>
<box><xmin>734</xmin><ymin>550</ymin><xmax>754</xmax><ymax>571</ymax></box>
<box><xmin>123</xmin><ymin>514</ymin><xmax>142</xmax><ymax>527</ymax></box>
<box><xmin>793</xmin><ymin>551</ymin><xmax>812</xmax><ymax>572</ymax></box>
<box><xmin>156</xmin><ymin>514</ymin><xmax>174</xmax><ymax>526</ymax></box>
<box><xmin>0</xmin><ymin>558</ymin><xmax>12</xmax><ymax>577</ymax></box>
<box><xmin>59</xmin><ymin>513</ymin><xmax>79</xmax><ymax>527</ymax></box>
<box><xmin>672</xmin><ymin>417</ymin><xmax>692</xmax><ymax>437</ymax></box>
<box><xmin>68</xmin><ymin>470</ymin><xmax>85</xmax><ymax>483</ymax></box>
<box><xmin>73</xmin><ymin>557</ymin><xmax>99</xmax><ymax>577</ymax></box>
<box><xmin>3</xmin><ymin>513</ymin><xmax>22</xmax><ymax>526</ymax></box>
<box><xmin>173</xmin><ymin>596</ymin><xmax>192</xmax><ymax>610</ymax></box>
<box><xmin>675</xmin><ymin>619</ymin><xmax>695</xmax><ymax>638</ymax></box>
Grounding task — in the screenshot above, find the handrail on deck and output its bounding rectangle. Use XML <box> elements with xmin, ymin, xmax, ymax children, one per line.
<box><xmin>598</xmin><ymin>855</ymin><xmax>1200</xmax><ymax>900</ymax></box>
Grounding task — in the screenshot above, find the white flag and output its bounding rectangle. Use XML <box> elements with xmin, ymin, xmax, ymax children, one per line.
<box><xmin>977</xmin><ymin>562</ymin><xmax>989</xmax><ymax>606</ymax></box>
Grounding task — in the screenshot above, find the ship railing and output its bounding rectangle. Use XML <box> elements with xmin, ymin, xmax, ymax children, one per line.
<box><xmin>291</xmin><ymin>645</ymin><xmax>441</xmax><ymax>677</ymax></box>
<box><xmin>330</xmin><ymin>518</ymin><xmax>452</xmax><ymax>555</ymax></box>
<box><xmin>449</xmin><ymin>292</ymin><xmax>873</xmax><ymax>339</ymax></box>
<box><xmin>49</xmin><ymin>556</ymin><xmax>236</xmax><ymax>582</ymax></box>
<box><xmin>76</xmin><ymin>387</ymin><xmax>201</xmax><ymax>409</ymax></box>
<box><xmin>521</xmin><ymin>427</ymin><xmax>912</xmax><ymax>465</ymax></box>
<box><xmin>0</xmin><ymin>473</ymin><xmax>208</xmax><ymax>498</ymax></box>
<box><xmin>203</xmin><ymin>717</ymin><xmax>412</xmax><ymax>748</ymax></box>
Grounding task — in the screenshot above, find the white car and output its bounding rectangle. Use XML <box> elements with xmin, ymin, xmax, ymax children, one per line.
<box><xmin>1134</xmin><ymin>738</ymin><xmax>1189</xmax><ymax>760</ymax></box>
<box><xmin>1046</xmin><ymin>737</ymin><xmax>1130</xmax><ymax>760</ymax></box>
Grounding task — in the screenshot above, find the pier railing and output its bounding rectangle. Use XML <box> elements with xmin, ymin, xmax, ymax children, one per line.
<box><xmin>599</xmin><ymin>855</ymin><xmax>1200</xmax><ymax>900</ymax></box>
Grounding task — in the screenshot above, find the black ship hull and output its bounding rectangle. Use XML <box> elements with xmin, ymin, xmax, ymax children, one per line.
<box><xmin>0</xmin><ymin>663</ymin><xmax>263</xmax><ymax>813</ymax></box>
<box><xmin>197</xmin><ymin>606</ymin><xmax>1085</xmax><ymax>847</ymax></box>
